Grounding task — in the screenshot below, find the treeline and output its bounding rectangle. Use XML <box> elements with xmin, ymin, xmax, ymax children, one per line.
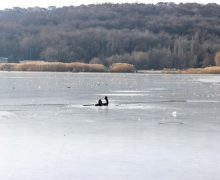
<box><xmin>0</xmin><ymin>3</ymin><xmax>220</xmax><ymax>69</ymax></box>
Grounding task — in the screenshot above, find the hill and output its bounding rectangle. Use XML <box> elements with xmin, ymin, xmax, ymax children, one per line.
<box><xmin>0</xmin><ymin>3</ymin><xmax>220</xmax><ymax>69</ymax></box>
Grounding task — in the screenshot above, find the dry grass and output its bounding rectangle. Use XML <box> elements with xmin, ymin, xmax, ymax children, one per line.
<box><xmin>163</xmin><ymin>66</ymin><xmax>220</xmax><ymax>74</ymax></box>
<box><xmin>0</xmin><ymin>63</ymin><xmax>17</xmax><ymax>71</ymax></box>
<box><xmin>110</xmin><ymin>63</ymin><xmax>135</xmax><ymax>73</ymax></box>
<box><xmin>201</xmin><ymin>66</ymin><xmax>220</xmax><ymax>74</ymax></box>
<box><xmin>180</xmin><ymin>68</ymin><xmax>204</xmax><ymax>74</ymax></box>
<box><xmin>0</xmin><ymin>62</ymin><xmax>106</xmax><ymax>72</ymax></box>
<box><xmin>215</xmin><ymin>52</ymin><xmax>220</xmax><ymax>66</ymax></box>
<box><xmin>162</xmin><ymin>68</ymin><xmax>180</xmax><ymax>74</ymax></box>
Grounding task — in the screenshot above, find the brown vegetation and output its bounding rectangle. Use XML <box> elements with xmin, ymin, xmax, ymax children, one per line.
<box><xmin>0</xmin><ymin>62</ymin><xmax>106</xmax><ymax>72</ymax></box>
<box><xmin>110</xmin><ymin>63</ymin><xmax>135</xmax><ymax>73</ymax></box>
<box><xmin>163</xmin><ymin>66</ymin><xmax>220</xmax><ymax>74</ymax></box>
<box><xmin>215</xmin><ymin>52</ymin><xmax>220</xmax><ymax>66</ymax></box>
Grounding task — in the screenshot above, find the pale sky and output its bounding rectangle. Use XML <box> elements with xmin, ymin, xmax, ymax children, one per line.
<box><xmin>0</xmin><ymin>0</ymin><xmax>219</xmax><ymax>10</ymax></box>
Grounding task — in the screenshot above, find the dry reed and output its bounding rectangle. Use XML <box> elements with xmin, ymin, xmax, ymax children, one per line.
<box><xmin>0</xmin><ymin>62</ymin><xmax>106</xmax><ymax>72</ymax></box>
<box><xmin>163</xmin><ymin>66</ymin><xmax>220</xmax><ymax>74</ymax></box>
<box><xmin>110</xmin><ymin>63</ymin><xmax>135</xmax><ymax>73</ymax></box>
<box><xmin>201</xmin><ymin>66</ymin><xmax>220</xmax><ymax>74</ymax></box>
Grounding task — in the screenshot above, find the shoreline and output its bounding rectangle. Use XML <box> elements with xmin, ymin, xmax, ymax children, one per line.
<box><xmin>162</xmin><ymin>66</ymin><xmax>220</xmax><ymax>74</ymax></box>
<box><xmin>0</xmin><ymin>62</ymin><xmax>134</xmax><ymax>73</ymax></box>
<box><xmin>1</xmin><ymin>62</ymin><xmax>220</xmax><ymax>74</ymax></box>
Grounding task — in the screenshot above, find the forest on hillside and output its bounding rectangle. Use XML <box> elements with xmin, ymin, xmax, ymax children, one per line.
<box><xmin>0</xmin><ymin>3</ymin><xmax>220</xmax><ymax>69</ymax></box>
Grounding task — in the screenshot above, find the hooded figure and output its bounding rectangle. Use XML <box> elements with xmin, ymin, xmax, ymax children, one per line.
<box><xmin>102</xmin><ymin>96</ymin><xmax>109</xmax><ymax>106</ymax></box>
<box><xmin>95</xmin><ymin>99</ymin><xmax>103</xmax><ymax>106</ymax></box>
<box><xmin>95</xmin><ymin>96</ymin><xmax>108</xmax><ymax>106</ymax></box>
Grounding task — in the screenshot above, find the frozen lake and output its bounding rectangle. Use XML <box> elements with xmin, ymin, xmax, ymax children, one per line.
<box><xmin>0</xmin><ymin>72</ymin><xmax>220</xmax><ymax>180</ymax></box>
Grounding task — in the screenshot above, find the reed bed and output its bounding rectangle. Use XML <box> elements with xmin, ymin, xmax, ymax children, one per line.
<box><xmin>201</xmin><ymin>66</ymin><xmax>220</xmax><ymax>74</ymax></box>
<box><xmin>181</xmin><ymin>67</ymin><xmax>220</xmax><ymax>74</ymax></box>
<box><xmin>0</xmin><ymin>63</ymin><xmax>17</xmax><ymax>71</ymax></box>
<box><xmin>110</xmin><ymin>63</ymin><xmax>135</xmax><ymax>73</ymax></box>
<box><xmin>163</xmin><ymin>66</ymin><xmax>220</xmax><ymax>74</ymax></box>
<box><xmin>0</xmin><ymin>62</ymin><xmax>106</xmax><ymax>72</ymax></box>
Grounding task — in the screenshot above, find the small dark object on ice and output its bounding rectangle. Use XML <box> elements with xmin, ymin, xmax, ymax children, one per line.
<box><xmin>95</xmin><ymin>96</ymin><xmax>109</xmax><ymax>106</ymax></box>
<box><xmin>83</xmin><ymin>96</ymin><xmax>109</xmax><ymax>106</ymax></box>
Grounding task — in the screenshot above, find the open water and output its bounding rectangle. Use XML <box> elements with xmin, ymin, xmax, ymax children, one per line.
<box><xmin>0</xmin><ymin>72</ymin><xmax>220</xmax><ymax>180</ymax></box>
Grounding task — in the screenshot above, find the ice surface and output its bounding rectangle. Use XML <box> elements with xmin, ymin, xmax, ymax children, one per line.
<box><xmin>197</xmin><ymin>76</ymin><xmax>220</xmax><ymax>84</ymax></box>
<box><xmin>172</xmin><ymin>111</ymin><xmax>177</xmax><ymax>117</ymax></box>
<box><xmin>0</xmin><ymin>72</ymin><xmax>220</xmax><ymax>180</ymax></box>
<box><xmin>113</xmin><ymin>90</ymin><xmax>150</xmax><ymax>93</ymax></box>
<box><xmin>0</xmin><ymin>111</ymin><xmax>13</xmax><ymax>119</ymax></box>
<box><xmin>187</xmin><ymin>99</ymin><xmax>220</xmax><ymax>103</ymax></box>
<box><xmin>69</xmin><ymin>103</ymin><xmax>158</xmax><ymax>110</ymax></box>
<box><xmin>97</xmin><ymin>93</ymin><xmax>147</xmax><ymax>96</ymax></box>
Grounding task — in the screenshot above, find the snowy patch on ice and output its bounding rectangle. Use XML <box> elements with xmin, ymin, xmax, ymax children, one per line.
<box><xmin>68</xmin><ymin>103</ymin><xmax>157</xmax><ymax>110</ymax></box>
<box><xmin>97</xmin><ymin>93</ymin><xmax>148</xmax><ymax>96</ymax></box>
<box><xmin>109</xmin><ymin>104</ymin><xmax>156</xmax><ymax>110</ymax></box>
<box><xmin>187</xmin><ymin>100</ymin><xmax>220</xmax><ymax>103</ymax></box>
<box><xmin>172</xmin><ymin>111</ymin><xmax>177</xmax><ymax>118</ymax></box>
<box><xmin>113</xmin><ymin>90</ymin><xmax>150</xmax><ymax>93</ymax></box>
<box><xmin>149</xmin><ymin>88</ymin><xmax>166</xmax><ymax>91</ymax></box>
<box><xmin>159</xmin><ymin>121</ymin><xmax>184</xmax><ymax>125</ymax></box>
<box><xmin>85</xmin><ymin>119</ymin><xmax>95</xmax><ymax>123</ymax></box>
<box><xmin>0</xmin><ymin>111</ymin><xmax>14</xmax><ymax>119</ymax></box>
<box><xmin>197</xmin><ymin>77</ymin><xmax>220</xmax><ymax>84</ymax></box>
<box><xmin>159</xmin><ymin>117</ymin><xmax>184</xmax><ymax>125</ymax></box>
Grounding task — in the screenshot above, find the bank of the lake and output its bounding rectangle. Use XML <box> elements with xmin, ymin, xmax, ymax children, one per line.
<box><xmin>0</xmin><ymin>62</ymin><xmax>135</xmax><ymax>73</ymax></box>
<box><xmin>163</xmin><ymin>66</ymin><xmax>220</xmax><ymax>74</ymax></box>
<box><xmin>1</xmin><ymin>62</ymin><xmax>220</xmax><ymax>74</ymax></box>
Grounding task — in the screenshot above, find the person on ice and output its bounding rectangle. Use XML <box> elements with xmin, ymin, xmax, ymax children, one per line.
<box><xmin>95</xmin><ymin>99</ymin><xmax>103</xmax><ymax>106</ymax></box>
<box><xmin>95</xmin><ymin>96</ymin><xmax>108</xmax><ymax>106</ymax></box>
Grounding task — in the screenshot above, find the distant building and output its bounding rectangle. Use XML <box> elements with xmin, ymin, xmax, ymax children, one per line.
<box><xmin>0</xmin><ymin>57</ymin><xmax>8</xmax><ymax>63</ymax></box>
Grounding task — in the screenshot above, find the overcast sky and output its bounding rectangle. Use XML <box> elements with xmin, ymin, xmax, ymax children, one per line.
<box><xmin>0</xmin><ymin>0</ymin><xmax>219</xmax><ymax>10</ymax></box>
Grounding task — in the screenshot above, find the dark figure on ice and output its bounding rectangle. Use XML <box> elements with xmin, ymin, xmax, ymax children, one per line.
<box><xmin>103</xmin><ymin>96</ymin><xmax>109</xmax><ymax>106</ymax></box>
<box><xmin>95</xmin><ymin>99</ymin><xmax>103</xmax><ymax>106</ymax></box>
<box><xmin>95</xmin><ymin>96</ymin><xmax>109</xmax><ymax>106</ymax></box>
